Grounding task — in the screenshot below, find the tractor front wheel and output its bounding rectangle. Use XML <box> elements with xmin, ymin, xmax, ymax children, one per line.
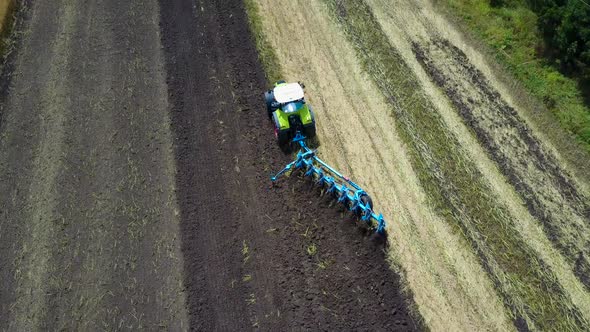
<box><xmin>264</xmin><ymin>91</ymin><xmax>276</xmax><ymax>119</ymax></box>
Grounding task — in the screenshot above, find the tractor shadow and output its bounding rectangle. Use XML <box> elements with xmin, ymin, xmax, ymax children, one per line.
<box><xmin>305</xmin><ymin>135</ymin><xmax>321</xmax><ymax>150</ymax></box>
<box><xmin>282</xmin><ymin>135</ymin><xmax>321</xmax><ymax>155</ymax></box>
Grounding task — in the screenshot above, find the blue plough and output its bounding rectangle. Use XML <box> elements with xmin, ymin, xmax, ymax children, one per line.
<box><xmin>271</xmin><ymin>133</ymin><xmax>386</xmax><ymax>234</ymax></box>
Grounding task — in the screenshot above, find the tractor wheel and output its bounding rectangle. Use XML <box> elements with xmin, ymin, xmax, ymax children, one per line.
<box><xmin>303</xmin><ymin>109</ymin><xmax>317</xmax><ymax>138</ymax></box>
<box><xmin>273</xmin><ymin>120</ymin><xmax>290</xmax><ymax>148</ymax></box>
<box><xmin>277</xmin><ymin>130</ymin><xmax>290</xmax><ymax>147</ymax></box>
<box><xmin>304</xmin><ymin>122</ymin><xmax>316</xmax><ymax>139</ymax></box>
<box><xmin>264</xmin><ymin>91</ymin><xmax>275</xmax><ymax>119</ymax></box>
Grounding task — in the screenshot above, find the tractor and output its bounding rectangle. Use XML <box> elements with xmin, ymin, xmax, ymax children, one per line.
<box><xmin>264</xmin><ymin>80</ymin><xmax>316</xmax><ymax>147</ymax></box>
<box><xmin>266</xmin><ymin>80</ymin><xmax>387</xmax><ymax>235</ymax></box>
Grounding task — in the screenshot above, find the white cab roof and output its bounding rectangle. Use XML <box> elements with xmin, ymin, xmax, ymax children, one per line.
<box><xmin>273</xmin><ymin>83</ymin><xmax>304</xmax><ymax>103</ymax></box>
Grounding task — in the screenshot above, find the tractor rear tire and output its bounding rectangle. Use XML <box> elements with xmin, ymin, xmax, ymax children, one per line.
<box><xmin>277</xmin><ymin>130</ymin><xmax>290</xmax><ymax>147</ymax></box>
<box><xmin>273</xmin><ymin>119</ymin><xmax>290</xmax><ymax>148</ymax></box>
<box><xmin>303</xmin><ymin>108</ymin><xmax>316</xmax><ymax>138</ymax></box>
<box><xmin>304</xmin><ymin>122</ymin><xmax>316</xmax><ymax>139</ymax></box>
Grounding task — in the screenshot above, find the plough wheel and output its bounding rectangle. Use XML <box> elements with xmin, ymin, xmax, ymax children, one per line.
<box><xmin>361</xmin><ymin>194</ymin><xmax>373</xmax><ymax>210</ymax></box>
<box><xmin>354</xmin><ymin>194</ymin><xmax>373</xmax><ymax>217</ymax></box>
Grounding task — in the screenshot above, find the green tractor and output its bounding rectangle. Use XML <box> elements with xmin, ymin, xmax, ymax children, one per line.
<box><xmin>264</xmin><ymin>80</ymin><xmax>316</xmax><ymax>147</ymax></box>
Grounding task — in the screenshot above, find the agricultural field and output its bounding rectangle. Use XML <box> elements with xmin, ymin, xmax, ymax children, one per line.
<box><xmin>0</xmin><ymin>0</ymin><xmax>588</xmax><ymax>331</ymax></box>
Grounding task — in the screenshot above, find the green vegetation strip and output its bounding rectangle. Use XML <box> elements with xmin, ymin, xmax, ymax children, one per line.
<box><xmin>0</xmin><ymin>0</ymin><xmax>17</xmax><ymax>60</ymax></box>
<box><xmin>323</xmin><ymin>0</ymin><xmax>588</xmax><ymax>330</ymax></box>
<box><xmin>443</xmin><ymin>0</ymin><xmax>590</xmax><ymax>152</ymax></box>
<box><xmin>243</xmin><ymin>0</ymin><xmax>283</xmax><ymax>84</ymax></box>
<box><xmin>0</xmin><ymin>1</ymin><xmax>16</xmax><ymax>34</ymax></box>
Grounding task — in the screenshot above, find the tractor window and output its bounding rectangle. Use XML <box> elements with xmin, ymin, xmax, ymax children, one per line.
<box><xmin>283</xmin><ymin>101</ymin><xmax>304</xmax><ymax>113</ymax></box>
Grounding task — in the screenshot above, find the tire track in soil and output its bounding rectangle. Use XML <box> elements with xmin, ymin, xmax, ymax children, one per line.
<box><xmin>0</xmin><ymin>0</ymin><xmax>45</xmax><ymax>324</ymax></box>
<box><xmin>412</xmin><ymin>38</ymin><xmax>590</xmax><ymax>290</ymax></box>
<box><xmin>159</xmin><ymin>0</ymin><xmax>419</xmax><ymax>330</ymax></box>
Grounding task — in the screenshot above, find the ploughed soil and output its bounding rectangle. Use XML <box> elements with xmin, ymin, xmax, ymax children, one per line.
<box><xmin>0</xmin><ymin>0</ymin><xmax>418</xmax><ymax>330</ymax></box>
<box><xmin>159</xmin><ymin>0</ymin><xmax>418</xmax><ymax>330</ymax></box>
<box><xmin>0</xmin><ymin>0</ymin><xmax>188</xmax><ymax>329</ymax></box>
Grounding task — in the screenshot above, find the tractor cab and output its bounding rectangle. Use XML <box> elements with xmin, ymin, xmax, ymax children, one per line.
<box><xmin>272</xmin><ymin>82</ymin><xmax>306</xmax><ymax>114</ymax></box>
<box><xmin>273</xmin><ymin>82</ymin><xmax>305</xmax><ymax>104</ymax></box>
<box><xmin>264</xmin><ymin>81</ymin><xmax>316</xmax><ymax>147</ymax></box>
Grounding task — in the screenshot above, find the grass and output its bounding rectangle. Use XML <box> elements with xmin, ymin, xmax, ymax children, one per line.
<box><xmin>0</xmin><ymin>0</ymin><xmax>13</xmax><ymax>30</ymax></box>
<box><xmin>243</xmin><ymin>0</ymin><xmax>283</xmax><ymax>84</ymax></box>
<box><xmin>315</xmin><ymin>258</ymin><xmax>333</xmax><ymax>270</ymax></box>
<box><xmin>0</xmin><ymin>0</ymin><xmax>16</xmax><ymax>64</ymax></box>
<box><xmin>443</xmin><ymin>0</ymin><xmax>590</xmax><ymax>153</ymax></box>
<box><xmin>323</xmin><ymin>0</ymin><xmax>588</xmax><ymax>330</ymax></box>
<box><xmin>246</xmin><ymin>293</ymin><xmax>257</xmax><ymax>305</ymax></box>
<box><xmin>242</xmin><ymin>240</ymin><xmax>251</xmax><ymax>264</ymax></box>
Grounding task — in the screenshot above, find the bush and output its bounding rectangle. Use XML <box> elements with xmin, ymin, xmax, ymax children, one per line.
<box><xmin>532</xmin><ymin>0</ymin><xmax>590</xmax><ymax>74</ymax></box>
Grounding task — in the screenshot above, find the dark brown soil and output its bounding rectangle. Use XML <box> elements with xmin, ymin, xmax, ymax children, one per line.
<box><xmin>0</xmin><ymin>0</ymin><xmax>418</xmax><ymax>330</ymax></box>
